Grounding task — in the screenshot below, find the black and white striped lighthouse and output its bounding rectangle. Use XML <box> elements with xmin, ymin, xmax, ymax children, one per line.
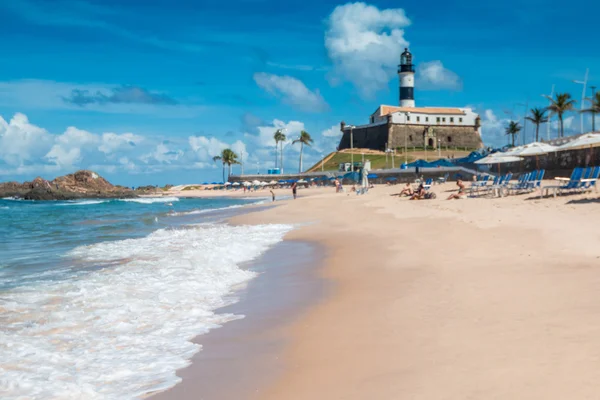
<box><xmin>398</xmin><ymin>48</ymin><xmax>415</xmax><ymax>107</ymax></box>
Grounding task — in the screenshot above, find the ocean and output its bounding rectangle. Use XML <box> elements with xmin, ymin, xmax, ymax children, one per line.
<box><xmin>0</xmin><ymin>196</ymin><xmax>293</xmax><ymax>399</ymax></box>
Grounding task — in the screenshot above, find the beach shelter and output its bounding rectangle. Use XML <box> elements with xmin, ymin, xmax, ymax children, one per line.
<box><xmin>224</xmin><ymin>182</ymin><xmax>232</xmax><ymax>186</ymax></box>
<box><xmin>558</xmin><ymin>133</ymin><xmax>600</xmax><ymax>150</ymax></box>
<box><xmin>252</xmin><ymin>180</ymin><xmax>260</xmax><ymax>185</ymax></box>
<box><xmin>367</xmin><ymin>173</ymin><xmax>378</xmax><ymax>179</ymax></box>
<box><xmin>269</xmin><ymin>180</ymin><xmax>278</xmax><ymax>185</ymax></box>
<box><xmin>211</xmin><ymin>182</ymin><xmax>218</xmax><ymax>185</ymax></box>
<box><xmin>297</xmin><ymin>179</ymin><xmax>307</xmax><ymax>183</ymax></box>
<box><xmin>511</xmin><ymin>142</ymin><xmax>558</xmax><ymax>156</ymax></box>
<box><xmin>232</xmin><ymin>182</ymin><xmax>240</xmax><ymax>186</ymax></box>
<box><xmin>474</xmin><ymin>154</ymin><xmax>523</xmax><ymax>164</ymax></box>
<box><xmin>243</xmin><ymin>181</ymin><xmax>251</xmax><ymax>186</ymax></box>
<box><xmin>202</xmin><ymin>182</ymin><xmax>209</xmax><ymax>185</ymax></box>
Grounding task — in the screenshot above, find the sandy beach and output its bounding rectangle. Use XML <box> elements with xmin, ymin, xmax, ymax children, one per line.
<box><xmin>156</xmin><ymin>182</ymin><xmax>600</xmax><ymax>399</ymax></box>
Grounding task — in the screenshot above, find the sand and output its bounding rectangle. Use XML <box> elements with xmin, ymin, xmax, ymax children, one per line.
<box><xmin>156</xmin><ymin>182</ymin><xmax>600</xmax><ymax>399</ymax></box>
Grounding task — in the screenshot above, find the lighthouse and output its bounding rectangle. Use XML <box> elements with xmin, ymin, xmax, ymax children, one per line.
<box><xmin>398</xmin><ymin>48</ymin><xmax>415</xmax><ymax>107</ymax></box>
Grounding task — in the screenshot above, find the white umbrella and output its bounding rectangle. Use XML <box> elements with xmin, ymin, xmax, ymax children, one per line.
<box><xmin>297</xmin><ymin>179</ymin><xmax>307</xmax><ymax>183</ymax></box>
<box><xmin>475</xmin><ymin>153</ymin><xmax>523</xmax><ymax>164</ymax></box>
<box><xmin>224</xmin><ymin>182</ymin><xmax>232</xmax><ymax>186</ymax></box>
<box><xmin>259</xmin><ymin>181</ymin><xmax>267</xmax><ymax>186</ymax></box>
<box><xmin>512</xmin><ymin>142</ymin><xmax>558</xmax><ymax>156</ymax></box>
<box><xmin>252</xmin><ymin>180</ymin><xmax>260</xmax><ymax>185</ymax></box>
<box><xmin>558</xmin><ymin>133</ymin><xmax>600</xmax><ymax>150</ymax></box>
<box><xmin>232</xmin><ymin>182</ymin><xmax>240</xmax><ymax>186</ymax></box>
<box><xmin>269</xmin><ymin>180</ymin><xmax>278</xmax><ymax>185</ymax></box>
<box><xmin>243</xmin><ymin>181</ymin><xmax>251</xmax><ymax>186</ymax></box>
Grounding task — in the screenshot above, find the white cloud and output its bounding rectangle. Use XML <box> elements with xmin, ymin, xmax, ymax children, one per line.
<box><xmin>188</xmin><ymin>136</ymin><xmax>230</xmax><ymax>163</ymax></box>
<box><xmin>480</xmin><ymin>109</ymin><xmax>510</xmax><ymax>148</ymax></box>
<box><xmin>0</xmin><ymin>113</ymin><xmax>53</xmax><ymax>167</ymax></box>
<box><xmin>321</xmin><ymin>124</ymin><xmax>342</xmax><ymax>137</ymax></box>
<box><xmin>252</xmin><ymin>119</ymin><xmax>306</xmax><ymax>148</ymax></box>
<box><xmin>416</xmin><ymin>60</ymin><xmax>462</xmax><ymax>91</ymax></box>
<box><xmin>325</xmin><ymin>2</ymin><xmax>411</xmax><ymax>98</ymax></box>
<box><xmin>99</xmin><ymin>132</ymin><xmax>144</xmax><ymax>154</ymax></box>
<box><xmin>253</xmin><ymin>73</ymin><xmax>329</xmax><ymax>112</ymax></box>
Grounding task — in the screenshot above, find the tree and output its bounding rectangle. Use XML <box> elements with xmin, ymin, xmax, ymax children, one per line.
<box><xmin>212</xmin><ymin>155</ymin><xmax>224</xmax><ymax>182</ymax></box>
<box><xmin>525</xmin><ymin>108</ymin><xmax>548</xmax><ymax>143</ymax></box>
<box><xmin>273</xmin><ymin>129</ymin><xmax>286</xmax><ymax>171</ymax></box>
<box><xmin>292</xmin><ymin>130</ymin><xmax>313</xmax><ymax>173</ymax></box>
<box><xmin>546</xmin><ymin>92</ymin><xmax>576</xmax><ymax>138</ymax></box>
<box><xmin>220</xmin><ymin>148</ymin><xmax>240</xmax><ymax>179</ymax></box>
<box><xmin>581</xmin><ymin>91</ymin><xmax>600</xmax><ymax>132</ymax></box>
<box><xmin>505</xmin><ymin>121</ymin><xmax>521</xmax><ymax>147</ymax></box>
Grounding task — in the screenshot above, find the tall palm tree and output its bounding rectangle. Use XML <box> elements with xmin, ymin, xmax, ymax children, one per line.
<box><xmin>273</xmin><ymin>129</ymin><xmax>286</xmax><ymax>171</ymax></box>
<box><xmin>505</xmin><ymin>121</ymin><xmax>521</xmax><ymax>147</ymax></box>
<box><xmin>525</xmin><ymin>108</ymin><xmax>548</xmax><ymax>142</ymax></box>
<box><xmin>292</xmin><ymin>130</ymin><xmax>313</xmax><ymax>173</ymax></box>
<box><xmin>220</xmin><ymin>148</ymin><xmax>240</xmax><ymax>179</ymax></box>
<box><xmin>546</xmin><ymin>92</ymin><xmax>576</xmax><ymax>138</ymax></box>
<box><xmin>212</xmin><ymin>155</ymin><xmax>224</xmax><ymax>182</ymax></box>
<box><xmin>581</xmin><ymin>91</ymin><xmax>600</xmax><ymax>132</ymax></box>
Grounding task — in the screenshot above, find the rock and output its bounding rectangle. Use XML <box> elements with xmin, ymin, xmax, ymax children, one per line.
<box><xmin>0</xmin><ymin>170</ymin><xmax>138</xmax><ymax>200</ymax></box>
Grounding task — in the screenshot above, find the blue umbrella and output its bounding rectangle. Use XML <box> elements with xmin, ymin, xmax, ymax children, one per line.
<box><xmin>407</xmin><ymin>159</ymin><xmax>434</xmax><ymax>168</ymax></box>
<box><xmin>367</xmin><ymin>173</ymin><xmax>378</xmax><ymax>179</ymax></box>
<box><xmin>202</xmin><ymin>182</ymin><xmax>209</xmax><ymax>185</ymax></box>
<box><xmin>429</xmin><ymin>159</ymin><xmax>455</xmax><ymax>167</ymax></box>
<box><xmin>343</xmin><ymin>172</ymin><xmax>359</xmax><ymax>182</ymax></box>
<box><xmin>211</xmin><ymin>182</ymin><xmax>218</xmax><ymax>184</ymax></box>
<box><xmin>328</xmin><ymin>177</ymin><xmax>336</xmax><ymax>181</ymax></box>
<box><xmin>385</xmin><ymin>177</ymin><xmax>397</xmax><ymax>181</ymax></box>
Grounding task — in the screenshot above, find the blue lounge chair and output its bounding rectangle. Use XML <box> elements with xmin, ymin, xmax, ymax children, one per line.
<box><xmin>543</xmin><ymin>167</ymin><xmax>583</xmax><ymax>197</ymax></box>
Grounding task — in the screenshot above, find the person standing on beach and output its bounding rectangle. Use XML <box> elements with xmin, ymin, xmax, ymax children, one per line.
<box><xmin>270</xmin><ymin>189</ymin><xmax>275</xmax><ymax>202</ymax></box>
<box><xmin>291</xmin><ymin>181</ymin><xmax>297</xmax><ymax>199</ymax></box>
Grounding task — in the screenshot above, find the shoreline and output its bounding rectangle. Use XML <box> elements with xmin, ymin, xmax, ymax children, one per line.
<box><xmin>151</xmin><ymin>238</ymin><xmax>328</xmax><ymax>400</ymax></box>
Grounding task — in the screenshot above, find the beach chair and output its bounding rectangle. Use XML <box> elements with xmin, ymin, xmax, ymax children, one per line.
<box><xmin>581</xmin><ymin>166</ymin><xmax>600</xmax><ymax>193</ymax></box>
<box><xmin>469</xmin><ymin>175</ymin><xmax>490</xmax><ymax>197</ymax></box>
<box><xmin>490</xmin><ymin>173</ymin><xmax>513</xmax><ymax>197</ymax></box>
<box><xmin>437</xmin><ymin>173</ymin><xmax>450</xmax><ymax>184</ymax></box>
<box><xmin>543</xmin><ymin>167</ymin><xmax>583</xmax><ymax>198</ymax></box>
<box><xmin>423</xmin><ymin>178</ymin><xmax>433</xmax><ymax>190</ymax></box>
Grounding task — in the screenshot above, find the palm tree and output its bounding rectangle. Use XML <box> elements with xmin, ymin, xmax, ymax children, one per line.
<box><xmin>546</xmin><ymin>92</ymin><xmax>576</xmax><ymax>138</ymax></box>
<box><xmin>505</xmin><ymin>121</ymin><xmax>521</xmax><ymax>147</ymax></box>
<box><xmin>220</xmin><ymin>148</ymin><xmax>240</xmax><ymax>179</ymax></box>
<box><xmin>292</xmin><ymin>130</ymin><xmax>313</xmax><ymax>173</ymax></box>
<box><xmin>581</xmin><ymin>91</ymin><xmax>600</xmax><ymax>132</ymax></box>
<box><xmin>212</xmin><ymin>155</ymin><xmax>224</xmax><ymax>182</ymax></box>
<box><xmin>525</xmin><ymin>108</ymin><xmax>548</xmax><ymax>142</ymax></box>
<box><xmin>273</xmin><ymin>129</ymin><xmax>286</xmax><ymax>171</ymax></box>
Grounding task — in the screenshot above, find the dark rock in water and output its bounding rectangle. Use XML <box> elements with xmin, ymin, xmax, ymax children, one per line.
<box><xmin>0</xmin><ymin>170</ymin><xmax>138</xmax><ymax>200</ymax></box>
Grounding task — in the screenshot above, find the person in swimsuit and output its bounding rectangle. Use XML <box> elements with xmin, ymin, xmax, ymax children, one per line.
<box><xmin>291</xmin><ymin>181</ymin><xmax>297</xmax><ymax>199</ymax></box>
<box><xmin>447</xmin><ymin>179</ymin><xmax>466</xmax><ymax>200</ymax></box>
<box><xmin>410</xmin><ymin>183</ymin><xmax>427</xmax><ymax>200</ymax></box>
<box><xmin>399</xmin><ymin>182</ymin><xmax>414</xmax><ymax>197</ymax></box>
<box><xmin>270</xmin><ymin>189</ymin><xmax>275</xmax><ymax>202</ymax></box>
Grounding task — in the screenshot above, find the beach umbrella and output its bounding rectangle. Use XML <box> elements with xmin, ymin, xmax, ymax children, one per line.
<box><xmin>211</xmin><ymin>182</ymin><xmax>218</xmax><ymax>185</ymax></box>
<box><xmin>224</xmin><ymin>182</ymin><xmax>232</xmax><ymax>186</ymax></box>
<box><xmin>202</xmin><ymin>182</ymin><xmax>209</xmax><ymax>185</ymax></box>
<box><xmin>328</xmin><ymin>177</ymin><xmax>336</xmax><ymax>181</ymax></box>
<box><xmin>243</xmin><ymin>181</ymin><xmax>251</xmax><ymax>186</ymax></box>
<box><xmin>232</xmin><ymin>182</ymin><xmax>240</xmax><ymax>186</ymax></box>
<box><xmin>474</xmin><ymin>154</ymin><xmax>523</xmax><ymax>164</ymax></box>
<box><xmin>511</xmin><ymin>142</ymin><xmax>558</xmax><ymax>156</ymax></box>
<box><xmin>297</xmin><ymin>179</ymin><xmax>307</xmax><ymax>183</ymax></box>
<box><xmin>268</xmin><ymin>180</ymin><xmax>278</xmax><ymax>185</ymax></box>
<box><xmin>252</xmin><ymin>180</ymin><xmax>260</xmax><ymax>185</ymax></box>
<box><xmin>558</xmin><ymin>133</ymin><xmax>600</xmax><ymax>150</ymax></box>
<box><xmin>367</xmin><ymin>173</ymin><xmax>378</xmax><ymax>179</ymax></box>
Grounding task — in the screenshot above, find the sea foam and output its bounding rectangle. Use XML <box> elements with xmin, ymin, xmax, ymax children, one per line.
<box><xmin>0</xmin><ymin>223</ymin><xmax>293</xmax><ymax>399</ymax></box>
<box><xmin>119</xmin><ymin>197</ymin><xmax>179</xmax><ymax>204</ymax></box>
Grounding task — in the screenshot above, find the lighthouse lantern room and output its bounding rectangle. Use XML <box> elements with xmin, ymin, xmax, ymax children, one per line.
<box><xmin>398</xmin><ymin>48</ymin><xmax>415</xmax><ymax>107</ymax></box>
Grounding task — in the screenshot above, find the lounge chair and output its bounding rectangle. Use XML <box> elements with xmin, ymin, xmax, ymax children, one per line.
<box><xmin>543</xmin><ymin>167</ymin><xmax>583</xmax><ymax>198</ymax></box>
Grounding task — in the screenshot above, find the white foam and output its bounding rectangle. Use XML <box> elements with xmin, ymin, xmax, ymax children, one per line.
<box><xmin>58</xmin><ymin>200</ymin><xmax>107</xmax><ymax>206</ymax></box>
<box><xmin>119</xmin><ymin>196</ymin><xmax>179</xmax><ymax>204</ymax></box>
<box><xmin>170</xmin><ymin>204</ymin><xmax>244</xmax><ymax>216</ymax></box>
<box><xmin>0</xmin><ymin>223</ymin><xmax>293</xmax><ymax>399</ymax></box>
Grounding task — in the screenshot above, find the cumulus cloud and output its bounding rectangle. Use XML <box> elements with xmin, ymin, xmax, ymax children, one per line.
<box><xmin>321</xmin><ymin>124</ymin><xmax>342</xmax><ymax>137</ymax></box>
<box><xmin>480</xmin><ymin>109</ymin><xmax>511</xmax><ymax>148</ymax></box>
<box><xmin>253</xmin><ymin>73</ymin><xmax>329</xmax><ymax>112</ymax></box>
<box><xmin>325</xmin><ymin>2</ymin><xmax>411</xmax><ymax>98</ymax></box>
<box><xmin>63</xmin><ymin>85</ymin><xmax>179</xmax><ymax>107</ymax></box>
<box><xmin>416</xmin><ymin>60</ymin><xmax>462</xmax><ymax>91</ymax></box>
<box><xmin>99</xmin><ymin>132</ymin><xmax>144</xmax><ymax>154</ymax></box>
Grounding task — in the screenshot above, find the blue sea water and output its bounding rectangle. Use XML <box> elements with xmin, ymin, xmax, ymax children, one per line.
<box><xmin>0</xmin><ymin>196</ymin><xmax>293</xmax><ymax>399</ymax></box>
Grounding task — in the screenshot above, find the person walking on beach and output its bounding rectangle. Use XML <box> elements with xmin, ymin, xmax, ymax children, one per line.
<box><xmin>270</xmin><ymin>189</ymin><xmax>275</xmax><ymax>202</ymax></box>
<box><xmin>291</xmin><ymin>181</ymin><xmax>297</xmax><ymax>199</ymax></box>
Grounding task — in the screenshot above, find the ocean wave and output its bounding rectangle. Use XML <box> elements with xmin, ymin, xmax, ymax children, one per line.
<box><xmin>119</xmin><ymin>196</ymin><xmax>179</xmax><ymax>204</ymax></box>
<box><xmin>0</xmin><ymin>206</ymin><xmax>9</xmax><ymax>209</ymax></box>
<box><xmin>57</xmin><ymin>200</ymin><xmax>107</xmax><ymax>206</ymax></box>
<box><xmin>170</xmin><ymin>204</ymin><xmax>244</xmax><ymax>216</ymax></box>
<box><xmin>0</xmin><ymin>223</ymin><xmax>293</xmax><ymax>399</ymax></box>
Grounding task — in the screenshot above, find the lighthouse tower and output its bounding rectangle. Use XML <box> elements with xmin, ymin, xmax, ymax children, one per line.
<box><xmin>398</xmin><ymin>48</ymin><xmax>415</xmax><ymax>107</ymax></box>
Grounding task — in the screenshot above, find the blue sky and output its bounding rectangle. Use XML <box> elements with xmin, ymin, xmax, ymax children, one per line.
<box><xmin>1</xmin><ymin>0</ymin><xmax>599</xmax><ymax>185</ymax></box>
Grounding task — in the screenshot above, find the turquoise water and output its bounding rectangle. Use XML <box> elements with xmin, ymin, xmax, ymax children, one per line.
<box><xmin>0</xmin><ymin>195</ymin><xmax>292</xmax><ymax>399</ymax></box>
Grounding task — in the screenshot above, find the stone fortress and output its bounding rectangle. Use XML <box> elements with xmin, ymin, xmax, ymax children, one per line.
<box><xmin>338</xmin><ymin>48</ymin><xmax>484</xmax><ymax>152</ymax></box>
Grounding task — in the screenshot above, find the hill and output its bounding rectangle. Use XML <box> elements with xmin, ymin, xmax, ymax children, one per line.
<box><xmin>0</xmin><ymin>170</ymin><xmax>137</xmax><ymax>200</ymax></box>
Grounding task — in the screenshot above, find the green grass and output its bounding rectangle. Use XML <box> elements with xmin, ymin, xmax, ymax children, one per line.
<box><xmin>308</xmin><ymin>152</ymin><xmax>416</xmax><ymax>172</ymax></box>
